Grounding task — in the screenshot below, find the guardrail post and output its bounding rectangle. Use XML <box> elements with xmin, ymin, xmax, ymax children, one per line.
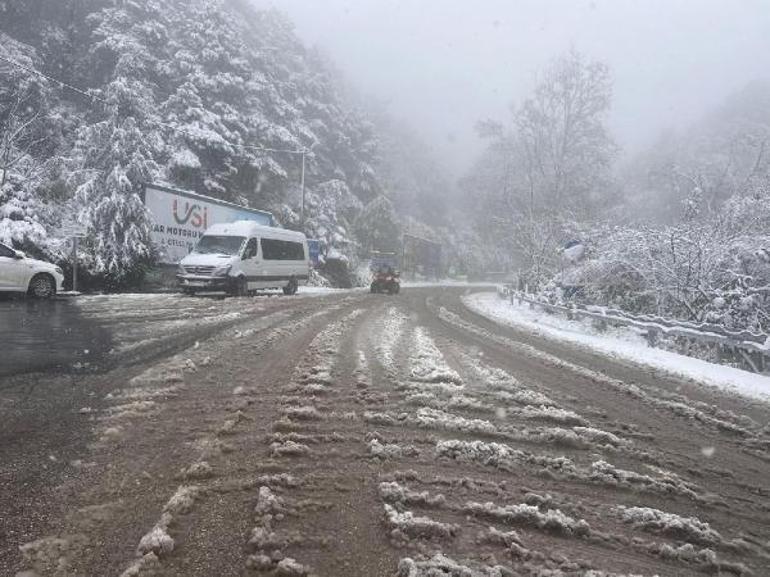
<box><xmin>737</xmin><ymin>348</ymin><xmax>760</xmax><ymax>373</ymax></box>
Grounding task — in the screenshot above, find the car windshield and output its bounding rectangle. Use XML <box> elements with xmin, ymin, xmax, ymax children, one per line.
<box><xmin>192</xmin><ymin>235</ymin><xmax>245</xmax><ymax>256</ymax></box>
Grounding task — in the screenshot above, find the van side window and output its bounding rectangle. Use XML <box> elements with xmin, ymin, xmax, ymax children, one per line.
<box><xmin>243</xmin><ymin>238</ymin><xmax>258</xmax><ymax>259</ymax></box>
<box><xmin>261</xmin><ymin>238</ymin><xmax>278</xmax><ymax>260</ymax></box>
<box><xmin>261</xmin><ymin>239</ymin><xmax>305</xmax><ymax>261</ymax></box>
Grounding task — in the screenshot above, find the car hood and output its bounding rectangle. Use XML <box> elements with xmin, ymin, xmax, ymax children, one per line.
<box><xmin>23</xmin><ymin>257</ymin><xmax>60</xmax><ymax>271</ymax></box>
<box><xmin>180</xmin><ymin>254</ymin><xmax>238</xmax><ymax>267</ymax></box>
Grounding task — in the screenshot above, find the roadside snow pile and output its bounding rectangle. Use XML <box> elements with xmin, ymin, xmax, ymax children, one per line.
<box><xmin>412</xmin><ymin>407</ymin><xmax>500</xmax><ymax>436</ymax></box>
<box><xmin>409</xmin><ymin>327</ymin><xmax>463</xmax><ymax>386</ymax></box>
<box><xmin>355</xmin><ymin>350</ymin><xmax>372</xmax><ymax>388</ymax></box>
<box><xmin>270</xmin><ymin>440</ymin><xmax>312</xmax><ymax>457</ymax></box>
<box><xmin>19</xmin><ymin>536</ymin><xmax>86</xmax><ymax>577</ymax></box>
<box><xmin>364</xmin><ymin>411</ymin><xmax>402</xmax><ymax>426</ymax></box>
<box><xmin>384</xmin><ymin>504</ymin><xmax>458</xmax><ymax>540</ymax></box>
<box><xmin>247</xmin><ymin>485</ymin><xmax>312</xmax><ymax>574</ymax></box>
<box><xmin>164</xmin><ymin>485</ymin><xmax>200</xmax><ymax>515</ymax></box>
<box><xmin>571</xmin><ymin>426</ymin><xmax>628</xmax><ymax>448</ymax></box>
<box><xmin>119</xmin><ymin>553</ymin><xmax>161</xmax><ymax>577</ymax></box>
<box><xmin>251</xmin><ymin>473</ymin><xmax>301</xmax><ymax>489</ymax></box>
<box><xmin>445</xmin><ymin>394</ymin><xmax>492</xmax><ymax>411</ymax></box>
<box><xmin>274</xmin><ymin>558</ymin><xmax>311</xmax><ymax>576</ymax></box>
<box><xmin>255</xmin><ymin>485</ymin><xmax>285</xmax><ymax>519</ymax></box>
<box><xmin>120</xmin><ymin>477</ymin><xmax>205</xmax><ymax>574</ymax></box>
<box><xmin>102</xmin><ymin>400</ymin><xmax>158</xmax><ymax>421</ymax></box>
<box><xmin>463</xmin><ymin>500</ymin><xmax>591</xmax><ymax>536</ymax></box>
<box><xmin>459</xmin><ymin>354</ymin><xmax>557</xmax><ymax>407</ymax></box>
<box><xmin>512</xmin><ymin>405</ymin><xmax>588</xmax><ymax>426</ymax></box>
<box><xmin>464</xmin><ymin>292</ymin><xmax>770</xmax><ymax>402</ymax></box>
<box><xmin>589</xmin><ymin>461</ymin><xmax>702</xmax><ymax>500</ymax></box>
<box><xmin>458</xmin><ymin>353</ymin><xmax>603</xmax><ymax>428</ymax></box>
<box><xmin>583</xmin><ymin>573</ymin><xmax>659</xmax><ymax>577</ymax></box>
<box><xmin>289</xmin><ymin>309</ymin><xmax>364</xmax><ymax>397</ymax></box>
<box><xmin>414</xmin><ymin>408</ymin><xmax>626</xmax><ymax>450</ymax></box>
<box><xmin>447</xmin><ymin>302</ymin><xmax>765</xmax><ymax>441</ymax></box>
<box><xmin>137</xmin><ymin>524</ymin><xmax>174</xmax><ymax>556</ymax></box>
<box><xmin>379</xmin><ymin>481</ymin><xmax>447</xmax><ymax>507</ymax></box>
<box><xmin>435</xmin><ymin>439</ymin><xmax>572</xmax><ymax>474</ymax></box>
<box><xmin>369</xmin><ymin>439</ymin><xmax>420</xmax><ymax>460</ymax></box>
<box><xmin>180</xmin><ymin>461</ymin><xmax>213</xmax><ymax>480</ymax></box>
<box><xmin>436</xmin><ymin>440</ymin><xmax>704</xmax><ymax>499</ymax></box>
<box><xmin>397</xmin><ymin>554</ymin><xmax>509</xmax><ymax>577</ymax></box>
<box><xmin>282</xmin><ymin>406</ymin><xmax>323</xmax><ymax>421</ymax></box>
<box><xmin>615</xmin><ymin>506</ymin><xmax>722</xmax><ymax>546</ymax></box>
<box><xmin>482</xmin><ymin>526</ymin><xmax>524</xmax><ymax>549</ymax></box>
<box><xmin>377</xmin><ymin>307</ymin><xmax>408</xmax><ymax>376</ymax></box>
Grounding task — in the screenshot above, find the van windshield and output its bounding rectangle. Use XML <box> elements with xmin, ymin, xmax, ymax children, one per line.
<box><xmin>193</xmin><ymin>235</ymin><xmax>246</xmax><ymax>256</ymax></box>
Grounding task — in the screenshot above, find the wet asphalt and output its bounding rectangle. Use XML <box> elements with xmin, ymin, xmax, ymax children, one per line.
<box><xmin>0</xmin><ymin>295</ymin><xmax>113</xmax><ymax>378</ymax></box>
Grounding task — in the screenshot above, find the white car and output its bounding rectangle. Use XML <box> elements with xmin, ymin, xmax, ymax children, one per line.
<box><xmin>0</xmin><ymin>241</ymin><xmax>64</xmax><ymax>298</ymax></box>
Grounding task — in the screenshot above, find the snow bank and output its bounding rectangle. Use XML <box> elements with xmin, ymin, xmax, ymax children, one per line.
<box><xmin>409</xmin><ymin>327</ymin><xmax>463</xmax><ymax>385</ymax></box>
<box><xmin>401</xmin><ymin>280</ymin><xmax>499</xmax><ymax>288</ymax></box>
<box><xmin>379</xmin><ymin>481</ymin><xmax>446</xmax><ymax>508</ymax></box>
<box><xmin>465</xmin><ymin>292</ymin><xmax>770</xmax><ymax>402</ymax></box>
<box><xmin>397</xmin><ymin>554</ymin><xmax>508</xmax><ymax>577</ymax></box>
<box><xmin>463</xmin><ymin>500</ymin><xmax>591</xmax><ymax>536</ymax></box>
<box><xmin>137</xmin><ymin>524</ymin><xmax>174</xmax><ymax>556</ymax></box>
<box><xmin>384</xmin><ymin>504</ymin><xmax>458</xmax><ymax>540</ymax></box>
<box><xmin>436</xmin><ymin>440</ymin><xmax>705</xmax><ymax>499</ymax></box>
<box><xmin>368</xmin><ymin>439</ymin><xmax>419</xmax><ymax>460</ymax></box>
<box><xmin>615</xmin><ymin>506</ymin><xmax>722</xmax><ymax>546</ymax></box>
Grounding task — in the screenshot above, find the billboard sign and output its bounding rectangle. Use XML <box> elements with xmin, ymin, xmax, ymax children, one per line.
<box><xmin>142</xmin><ymin>183</ymin><xmax>274</xmax><ymax>264</ymax></box>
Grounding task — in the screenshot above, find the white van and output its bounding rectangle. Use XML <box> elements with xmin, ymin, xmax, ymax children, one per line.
<box><xmin>176</xmin><ymin>221</ymin><xmax>310</xmax><ymax>296</ymax></box>
<box><xmin>0</xmin><ymin>241</ymin><xmax>64</xmax><ymax>298</ymax></box>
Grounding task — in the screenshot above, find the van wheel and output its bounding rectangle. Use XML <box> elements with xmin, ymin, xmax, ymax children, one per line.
<box><xmin>283</xmin><ymin>279</ymin><xmax>298</xmax><ymax>296</ymax></box>
<box><xmin>29</xmin><ymin>274</ymin><xmax>55</xmax><ymax>299</ymax></box>
<box><xmin>230</xmin><ymin>277</ymin><xmax>248</xmax><ymax>297</ymax></box>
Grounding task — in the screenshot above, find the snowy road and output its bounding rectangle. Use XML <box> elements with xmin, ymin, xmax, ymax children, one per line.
<box><xmin>1</xmin><ymin>288</ymin><xmax>769</xmax><ymax>577</ymax></box>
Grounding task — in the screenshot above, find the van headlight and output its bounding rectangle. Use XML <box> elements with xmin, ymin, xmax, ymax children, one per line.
<box><xmin>177</xmin><ymin>264</ymin><xmax>186</xmax><ymax>276</ymax></box>
<box><xmin>212</xmin><ymin>265</ymin><xmax>232</xmax><ymax>277</ymax></box>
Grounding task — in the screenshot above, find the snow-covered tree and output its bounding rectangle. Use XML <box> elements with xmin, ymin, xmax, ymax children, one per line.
<box><xmin>0</xmin><ymin>31</ymin><xmax>64</xmax><ymax>255</ymax></box>
<box><xmin>354</xmin><ymin>195</ymin><xmax>401</xmax><ymax>256</ymax></box>
<box><xmin>72</xmin><ymin>77</ymin><xmax>162</xmax><ymax>283</ymax></box>
<box><xmin>303</xmin><ymin>179</ymin><xmax>361</xmax><ymax>258</ymax></box>
<box><xmin>465</xmin><ymin>50</ymin><xmax>617</xmax><ymax>287</ymax></box>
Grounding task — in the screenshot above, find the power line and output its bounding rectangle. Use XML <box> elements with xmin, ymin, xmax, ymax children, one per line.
<box><xmin>0</xmin><ymin>52</ymin><xmax>309</xmax><ymax>156</ymax></box>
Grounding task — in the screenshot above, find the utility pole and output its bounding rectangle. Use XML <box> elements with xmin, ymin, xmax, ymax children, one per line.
<box><xmin>300</xmin><ymin>150</ymin><xmax>306</xmax><ymax>230</ymax></box>
<box><xmin>72</xmin><ymin>236</ymin><xmax>79</xmax><ymax>293</ymax></box>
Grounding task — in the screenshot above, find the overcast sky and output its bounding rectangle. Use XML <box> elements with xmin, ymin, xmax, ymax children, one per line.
<box><xmin>255</xmin><ymin>0</ymin><xmax>770</xmax><ymax>177</ymax></box>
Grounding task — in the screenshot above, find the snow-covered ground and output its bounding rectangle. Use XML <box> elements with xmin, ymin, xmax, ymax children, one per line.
<box><xmin>297</xmin><ymin>286</ymin><xmax>362</xmax><ymax>296</ymax></box>
<box><xmin>464</xmin><ymin>292</ymin><xmax>770</xmax><ymax>402</ymax></box>
<box><xmin>401</xmin><ymin>280</ymin><xmax>498</xmax><ymax>288</ymax></box>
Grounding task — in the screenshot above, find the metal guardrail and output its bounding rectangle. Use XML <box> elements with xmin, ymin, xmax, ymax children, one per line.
<box><xmin>499</xmin><ymin>285</ymin><xmax>770</xmax><ymax>373</ymax></box>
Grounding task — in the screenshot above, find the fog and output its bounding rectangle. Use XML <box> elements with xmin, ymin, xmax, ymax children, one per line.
<box><xmin>256</xmin><ymin>0</ymin><xmax>770</xmax><ymax>176</ymax></box>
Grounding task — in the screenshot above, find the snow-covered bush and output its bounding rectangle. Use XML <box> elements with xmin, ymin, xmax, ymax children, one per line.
<box><xmin>0</xmin><ymin>175</ymin><xmax>55</xmax><ymax>255</ymax></box>
<box><xmin>553</xmin><ymin>193</ymin><xmax>770</xmax><ymax>332</ymax></box>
